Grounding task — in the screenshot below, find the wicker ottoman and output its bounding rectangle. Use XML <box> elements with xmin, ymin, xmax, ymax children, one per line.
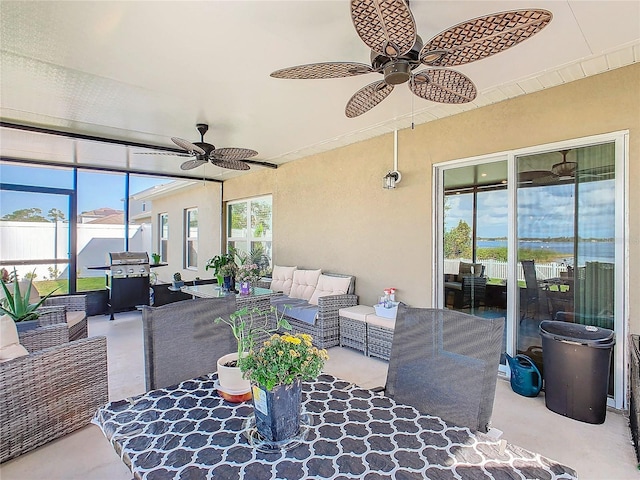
<box><xmin>339</xmin><ymin>305</ymin><xmax>374</xmax><ymax>355</ymax></box>
<box><xmin>366</xmin><ymin>314</ymin><xmax>396</xmax><ymax>361</ymax></box>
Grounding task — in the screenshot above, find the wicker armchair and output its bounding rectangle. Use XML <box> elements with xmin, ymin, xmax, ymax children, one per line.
<box><xmin>39</xmin><ymin>295</ymin><xmax>88</xmax><ymax>341</ymax></box>
<box><xmin>0</xmin><ymin>324</ymin><xmax>108</xmax><ymax>463</ymax></box>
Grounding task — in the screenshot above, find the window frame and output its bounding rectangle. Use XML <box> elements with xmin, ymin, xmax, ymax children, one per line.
<box><xmin>227</xmin><ymin>195</ymin><xmax>272</xmax><ymax>264</ymax></box>
<box><xmin>184</xmin><ymin>207</ymin><xmax>198</xmax><ymax>269</ymax></box>
<box><xmin>159</xmin><ymin>213</ymin><xmax>168</xmax><ymax>263</ymax></box>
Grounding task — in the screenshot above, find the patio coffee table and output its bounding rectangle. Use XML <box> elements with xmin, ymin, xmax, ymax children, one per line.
<box><xmin>93</xmin><ymin>373</ymin><xmax>577</xmax><ymax>480</ymax></box>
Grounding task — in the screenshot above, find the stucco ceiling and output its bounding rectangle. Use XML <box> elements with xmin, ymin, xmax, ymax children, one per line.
<box><xmin>1</xmin><ymin>1</ymin><xmax>639</xmax><ymax>181</ymax></box>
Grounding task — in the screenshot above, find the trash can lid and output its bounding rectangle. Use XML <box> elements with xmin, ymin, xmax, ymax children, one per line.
<box><xmin>539</xmin><ymin>320</ymin><xmax>615</xmax><ymax>346</ymax></box>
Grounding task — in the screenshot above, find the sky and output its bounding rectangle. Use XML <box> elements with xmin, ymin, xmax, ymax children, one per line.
<box><xmin>444</xmin><ymin>179</ymin><xmax>616</xmax><ymax>240</ymax></box>
<box><xmin>0</xmin><ymin>163</ymin><xmax>170</xmax><ymax>218</ymax></box>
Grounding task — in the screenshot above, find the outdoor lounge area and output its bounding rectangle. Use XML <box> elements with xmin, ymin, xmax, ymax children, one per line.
<box><xmin>0</xmin><ymin>310</ymin><xmax>637</xmax><ymax>479</ymax></box>
<box><xmin>1</xmin><ymin>1</ymin><xmax>639</xmax><ymax>478</ymax></box>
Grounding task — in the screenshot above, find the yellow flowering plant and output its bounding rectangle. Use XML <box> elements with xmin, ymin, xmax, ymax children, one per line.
<box><xmin>238</xmin><ymin>333</ymin><xmax>329</xmax><ymax>391</ymax></box>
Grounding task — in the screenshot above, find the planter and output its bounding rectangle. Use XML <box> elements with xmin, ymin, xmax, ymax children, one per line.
<box><xmin>252</xmin><ymin>379</ymin><xmax>302</xmax><ymax>442</ymax></box>
<box><xmin>222</xmin><ymin>276</ymin><xmax>233</xmax><ymax>292</ymax></box>
<box><xmin>216</xmin><ymin>352</ymin><xmax>251</xmax><ymax>402</ymax></box>
<box><xmin>15</xmin><ymin>319</ymin><xmax>40</xmax><ymax>333</ymax></box>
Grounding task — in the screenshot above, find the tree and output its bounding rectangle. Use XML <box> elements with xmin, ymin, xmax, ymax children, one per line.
<box><xmin>48</xmin><ymin>208</ymin><xmax>66</xmax><ymax>222</ymax></box>
<box><xmin>1</xmin><ymin>208</ymin><xmax>47</xmax><ymax>222</ymax></box>
<box><xmin>444</xmin><ymin>220</ymin><xmax>472</xmax><ymax>259</ymax></box>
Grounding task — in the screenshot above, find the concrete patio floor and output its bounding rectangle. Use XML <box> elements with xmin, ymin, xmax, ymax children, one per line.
<box><xmin>1</xmin><ymin>311</ymin><xmax>638</xmax><ymax>479</ymax></box>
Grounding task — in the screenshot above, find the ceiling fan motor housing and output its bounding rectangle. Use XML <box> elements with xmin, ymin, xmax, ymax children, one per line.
<box><xmin>371</xmin><ymin>35</ymin><xmax>423</xmax><ymax>85</ymax></box>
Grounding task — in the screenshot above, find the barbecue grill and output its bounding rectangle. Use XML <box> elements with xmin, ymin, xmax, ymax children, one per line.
<box><xmin>106</xmin><ymin>252</ymin><xmax>150</xmax><ymax>319</ymax></box>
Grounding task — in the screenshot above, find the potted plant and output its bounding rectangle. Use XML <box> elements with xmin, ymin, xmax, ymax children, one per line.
<box><xmin>236</xmin><ymin>263</ymin><xmax>261</xmax><ymax>295</ymax></box>
<box><xmin>205</xmin><ymin>253</ymin><xmax>235</xmax><ymax>287</ymax></box>
<box><xmin>239</xmin><ymin>332</ymin><xmax>328</xmax><ymax>442</ymax></box>
<box><xmin>171</xmin><ymin>272</ymin><xmax>184</xmax><ymax>289</ymax></box>
<box><xmin>214</xmin><ymin>306</ymin><xmax>291</xmax><ymax>401</ymax></box>
<box><xmin>151</xmin><ymin>253</ymin><xmax>161</xmax><ymax>265</ymax></box>
<box><xmin>0</xmin><ymin>268</ymin><xmax>56</xmax><ymax>330</ymax></box>
<box><xmin>219</xmin><ymin>263</ymin><xmax>238</xmax><ymax>292</ymax></box>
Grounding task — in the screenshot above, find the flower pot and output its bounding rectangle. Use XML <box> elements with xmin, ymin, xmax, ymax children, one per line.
<box><xmin>222</xmin><ymin>276</ymin><xmax>233</xmax><ymax>292</ymax></box>
<box><xmin>252</xmin><ymin>379</ymin><xmax>302</xmax><ymax>442</ymax></box>
<box><xmin>15</xmin><ymin>319</ymin><xmax>39</xmax><ymax>333</ymax></box>
<box><xmin>239</xmin><ymin>281</ymin><xmax>251</xmax><ymax>295</ymax></box>
<box><xmin>217</xmin><ymin>352</ymin><xmax>251</xmax><ymax>395</ymax></box>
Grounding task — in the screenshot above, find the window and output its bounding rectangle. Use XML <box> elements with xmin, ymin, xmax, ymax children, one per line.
<box><xmin>184</xmin><ymin>208</ymin><xmax>198</xmax><ymax>269</ymax></box>
<box><xmin>159</xmin><ymin>213</ymin><xmax>168</xmax><ymax>262</ymax></box>
<box><xmin>227</xmin><ymin>196</ymin><xmax>272</xmax><ymax>272</ymax></box>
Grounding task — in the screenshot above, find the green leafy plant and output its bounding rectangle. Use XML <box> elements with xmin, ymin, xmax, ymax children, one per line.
<box><xmin>151</xmin><ymin>253</ymin><xmax>161</xmax><ymax>265</ymax></box>
<box><xmin>173</xmin><ymin>272</ymin><xmax>182</xmax><ymax>282</ymax></box>
<box><xmin>219</xmin><ymin>262</ymin><xmax>238</xmax><ymax>278</ymax></box>
<box><xmin>0</xmin><ymin>269</ymin><xmax>57</xmax><ymax>322</ymax></box>
<box><xmin>214</xmin><ymin>306</ymin><xmax>291</xmax><ymax>365</ymax></box>
<box><xmin>239</xmin><ymin>332</ymin><xmax>328</xmax><ymax>391</ymax></box>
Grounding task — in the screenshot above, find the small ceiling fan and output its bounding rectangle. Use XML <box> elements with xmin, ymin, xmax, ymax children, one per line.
<box><xmin>271</xmin><ymin>0</ymin><xmax>552</xmax><ymax>117</ymax></box>
<box><xmin>147</xmin><ymin>124</ymin><xmax>258</xmax><ymax>171</ymax></box>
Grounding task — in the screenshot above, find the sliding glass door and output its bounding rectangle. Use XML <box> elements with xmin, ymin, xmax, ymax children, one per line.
<box><xmin>436</xmin><ymin>133</ymin><xmax>627</xmax><ymax>408</ymax></box>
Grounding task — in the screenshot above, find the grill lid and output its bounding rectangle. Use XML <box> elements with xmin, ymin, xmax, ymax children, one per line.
<box><xmin>108</xmin><ymin>252</ymin><xmax>149</xmax><ymax>265</ymax></box>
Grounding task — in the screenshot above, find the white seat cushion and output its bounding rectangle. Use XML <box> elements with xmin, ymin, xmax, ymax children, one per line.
<box><xmin>339</xmin><ymin>305</ymin><xmax>375</xmax><ymax>321</ymax></box>
<box><xmin>309</xmin><ymin>274</ymin><xmax>352</xmax><ymax>305</ymax></box>
<box><xmin>269</xmin><ymin>265</ymin><xmax>297</xmax><ymax>295</ymax></box>
<box><xmin>289</xmin><ymin>269</ymin><xmax>322</xmax><ymax>301</ymax></box>
<box><xmin>66</xmin><ymin>311</ymin><xmax>86</xmax><ymax>328</ymax></box>
<box><xmin>0</xmin><ymin>315</ymin><xmax>29</xmax><ymax>362</ymax></box>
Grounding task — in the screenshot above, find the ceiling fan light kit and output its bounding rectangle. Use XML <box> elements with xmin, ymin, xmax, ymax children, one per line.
<box><xmin>270</xmin><ymin>1</ymin><xmax>552</xmax><ymax>117</ymax></box>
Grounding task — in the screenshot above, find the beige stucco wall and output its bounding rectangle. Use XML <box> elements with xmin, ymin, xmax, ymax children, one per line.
<box><xmin>150</xmin><ymin>182</ymin><xmax>222</xmax><ymax>284</ymax></box>
<box><xmin>223</xmin><ymin>63</ymin><xmax>640</xmax><ymax>333</ymax></box>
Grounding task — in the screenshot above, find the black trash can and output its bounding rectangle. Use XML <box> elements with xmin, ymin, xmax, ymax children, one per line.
<box><xmin>539</xmin><ymin>320</ymin><xmax>615</xmax><ymax>424</ymax></box>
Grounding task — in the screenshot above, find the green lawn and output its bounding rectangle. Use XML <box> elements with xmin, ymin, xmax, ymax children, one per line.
<box><xmin>34</xmin><ymin>277</ymin><xmax>106</xmax><ymax>296</ymax></box>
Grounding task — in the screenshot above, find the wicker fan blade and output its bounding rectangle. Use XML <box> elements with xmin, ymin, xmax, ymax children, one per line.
<box><xmin>171</xmin><ymin>137</ymin><xmax>206</xmax><ymax>155</ymax></box>
<box><xmin>271</xmin><ymin>62</ymin><xmax>373</xmax><ymax>79</ymax></box>
<box><xmin>210</xmin><ymin>148</ymin><xmax>258</xmax><ymax>161</ymax></box>
<box><xmin>419</xmin><ymin>9</ymin><xmax>552</xmax><ymax>67</ymax></box>
<box><xmin>211</xmin><ymin>159</ymin><xmax>251</xmax><ymax>171</ymax></box>
<box><xmin>345</xmin><ymin>80</ymin><xmax>394</xmax><ymax>118</ymax></box>
<box><xmin>180</xmin><ymin>159</ymin><xmax>207</xmax><ymax>170</ymax></box>
<box><xmin>351</xmin><ymin>0</ymin><xmax>416</xmax><ymax>57</ymax></box>
<box><xmin>410</xmin><ymin>69</ymin><xmax>477</xmax><ymax>104</ymax></box>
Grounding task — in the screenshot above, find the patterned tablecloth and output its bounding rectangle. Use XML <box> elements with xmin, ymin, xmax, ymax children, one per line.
<box><xmin>93</xmin><ymin>374</ymin><xmax>578</xmax><ymax>480</ymax></box>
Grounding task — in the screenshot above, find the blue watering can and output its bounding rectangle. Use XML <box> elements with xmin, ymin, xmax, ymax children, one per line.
<box><xmin>505</xmin><ymin>353</ymin><xmax>542</xmax><ymax>397</ymax></box>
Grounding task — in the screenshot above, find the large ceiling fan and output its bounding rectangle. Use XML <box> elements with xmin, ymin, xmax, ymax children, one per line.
<box><xmin>271</xmin><ymin>0</ymin><xmax>552</xmax><ymax>117</ymax></box>
<box><xmin>151</xmin><ymin>123</ymin><xmax>258</xmax><ymax>171</ymax></box>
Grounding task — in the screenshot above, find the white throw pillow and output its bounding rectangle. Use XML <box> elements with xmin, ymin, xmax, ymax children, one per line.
<box><xmin>309</xmin><ymin>275</ymin><xmax>352</xmax><ymax>305</ymax></box>
<box><xmin>269</xmin><ymin>265</ymin><xmax>297</xmax><ymax>295</ymax></box>
<box><xmin>289</xmin><ymin>269</ymin><xmax>322</xmax><ymax>301</ymax></box>
<box><xmin>0</xmin><ymin>314</ymin><xmax>29</xmax><ymax>362</ymax></box>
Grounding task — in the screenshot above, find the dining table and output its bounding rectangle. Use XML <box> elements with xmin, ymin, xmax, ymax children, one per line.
<box><xmin>93</xmin><ymin>373</ymin><xmax>578</xmax><ymax>480</ymax></box>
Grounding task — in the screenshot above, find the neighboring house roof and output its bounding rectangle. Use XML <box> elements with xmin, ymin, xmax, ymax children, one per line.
<box><xmin>81</xmin><ymin>207</ymin><xmax>122</xmax><ymax>217</ymax></box>
<box><xmin>86</xmin><ymin>213</ymin><xmax>125</xmax><ymax>224</ymax></box>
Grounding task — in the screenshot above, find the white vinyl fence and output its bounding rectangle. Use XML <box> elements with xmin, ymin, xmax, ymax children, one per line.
<box><xmin>445</xmin><ymin>258</ymin><xmax>568</xmax><ymax>282</ymax></box>
<box><xmin>0</xmin><ymin>221</ymin><xmax>150</xmax><ymax>280</ymax></box>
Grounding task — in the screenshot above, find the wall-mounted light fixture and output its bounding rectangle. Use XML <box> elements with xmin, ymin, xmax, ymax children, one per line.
<box><xmin>383</xmin><ymin>170</ymin><xmax>402</xmax><ymax>189</ymax></box>
<box><xmin>383</xmin><ymin>129</ymin><xmax>402</xmax><ymax>190</ymax></box>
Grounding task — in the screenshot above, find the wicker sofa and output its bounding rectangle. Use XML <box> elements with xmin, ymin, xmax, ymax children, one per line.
<box><xmin>0</xmin><ymin>323</ymin><xmax>108</xmax><ymax>463</ymax></box>
<box><xmin>263</xmin><ymin>266</ymin><xmax>357</xmax><ymax>349</ymax></box>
